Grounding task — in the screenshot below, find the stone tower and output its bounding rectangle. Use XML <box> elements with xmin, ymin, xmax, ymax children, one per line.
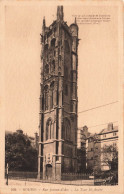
<box><xmin>38</xmin><ymin>6</ymin><xmax>79</xmax><ymax>180</ymax></box>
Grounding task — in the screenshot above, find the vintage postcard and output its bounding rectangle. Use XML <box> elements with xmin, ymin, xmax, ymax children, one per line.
<box><xmin>0</xmin><ymin>0</ymin><xmax>123</xmax><ymax>193</ymax></box>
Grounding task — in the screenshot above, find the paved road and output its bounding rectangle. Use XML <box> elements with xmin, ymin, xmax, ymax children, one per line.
<box><xmin>5</xmin><ymin>179</ymin><xmax>94</xmax><ymax>186</ymax></box>
<box><xmin>1</xmin><ymin>179</ymin><xmax>95</xmax><ymax>194</ymax></box>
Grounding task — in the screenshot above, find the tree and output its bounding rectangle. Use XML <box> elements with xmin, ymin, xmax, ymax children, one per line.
<box><xmin>93</xmin><ymin>144</ymin><xmax>118</xmax><ymax>185</ymax></box>
<box><xmin>102</xmin><ymin>144</ymin><xmax>118</xmax><ymax>171</ymax></box>
<box><xmin>5</xmin><ymin>131</ymin><xmax>38</xmax><ymax>171</ymax></box>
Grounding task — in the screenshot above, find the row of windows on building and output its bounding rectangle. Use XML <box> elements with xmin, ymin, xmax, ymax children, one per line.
<box><xmin>89</xmin><ymin>147</ymin><xmax>98</xmax><ymax>151</ymax></box>
<box><xmin>45</xmin><ymin>118</ymin><xmax>71</xmax><ymax>141</ymax></box>
<box><xmin>46</xmin><ymin>119</ymin><xmax>54</xmax><ymax>140</ymax></box>
<box><xmin>103</xmin><ymin>132</ymin><xmax>117</xmax><ymax>138</ymax></box>
<box><xmin>103</xmin><ymin>142</ymin><xmax>117</xmax><ymax>148</ymax></box>
<box><xmin>88</xmin><ymin>142</ymin><xmax>117</xmax><ymax>153</ymax></box>
<box><xmin>44</xmin><ymin>37</ymin><xmax>69</xmax><ymax>56</ymax></box>
<box><xmin>43</xmin><ymin>81</ymin><xmax>71</xmax><ymax>111</ymax></box>
<box><xmin>44</xmin><ymin>61</ymin><xmax>69</xmax><ymax>76</ymax></box>
<box><xmin>47</xmin><ymin>36</ymin><xmax>69</xmax><ymax>48</ymax></box>
<box><xmin>44</xmin><ymin>86</ymin><xmax>55</xmax><ymax>111</ymax></box>
<box><xmin>88</xmin><ymin>132</ymin><xmax>117</xmax><ymax>142</ymax></box>
<box><xmin>44</xmin><ymin>60</ymin><xmax>55</xmax><ymax>74</ymax></box>
<box><xmin>44</xmin><ymin>36</ymin><xmax>56</xmax><ymax>49</ymax></box>
<box><xmin>44</xmin><ymin>92</ymin><xmax>77</xmax><ymax>112</ymax></box>
<box><xmin>88</xmin><ymin>144</ymin><xmax>117</xmax><ymax>160</ymax></box>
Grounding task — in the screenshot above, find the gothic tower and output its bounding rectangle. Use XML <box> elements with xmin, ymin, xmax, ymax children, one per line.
<box><xmin>38</xmin><ymin>6</ymin><xmax>79</xmax><ymax>180</ymax></box>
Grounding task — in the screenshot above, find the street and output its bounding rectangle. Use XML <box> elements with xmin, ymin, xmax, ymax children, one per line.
<box><xmin>0</xmin><ymin>179</ymin><xmax>95</xmax><ymax>194</ymax></box>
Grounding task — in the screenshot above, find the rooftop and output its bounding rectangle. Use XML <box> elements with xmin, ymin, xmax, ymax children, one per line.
<box><xmin>99</xmin><ymin>125</ymin><xmax>118</xmax><ymax>135</ymax></box>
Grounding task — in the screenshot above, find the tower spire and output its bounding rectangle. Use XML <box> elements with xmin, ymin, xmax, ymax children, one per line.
<box><xmin>57</xmin><ymin>6</ymin><xmax>64</xmax><ymax>21</ymax></box>
<box><xmin>42</xmin><ymin>16</ymin><xmax>46</xmax><ymax>36</ymax></box>
<box><xmin>43</xmin><ymin>16</ymin><xmax>46</xmax><ymax>27</ymax></box>
<box><xmin>75</xmin><ymin>17</ymin><xmax>77</xmax><ymax>24</ymax></box>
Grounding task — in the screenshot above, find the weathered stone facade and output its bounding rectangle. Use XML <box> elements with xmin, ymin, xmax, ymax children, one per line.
<box><xmin>38</xmin><ymin>6</ymin><xmax>79</xmax><ymax>180</ymax></box>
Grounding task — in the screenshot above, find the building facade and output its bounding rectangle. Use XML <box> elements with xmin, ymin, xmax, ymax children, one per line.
<box><xmin>86</xmin><ymin>133</ymin><xmax>101</xmax><ymax>172</ymax></box>
<box><xmin>77</xmin><ymin>126</ymin><xmax>90</xmax><ymax>172</ymax></box>
<box><xmin>86</xmin><ymin>123</ymin><xmax>118</xmax><ymax>172</ymax></box>
<box><xmin>99</xmin><ymin>123</ymin><xmax>118</xmax><ymax>171</ymax></box>
<box><xmin>38</xmin><ymin>6</ymin><xmax>79</xmax><ymax>180</ymax></box>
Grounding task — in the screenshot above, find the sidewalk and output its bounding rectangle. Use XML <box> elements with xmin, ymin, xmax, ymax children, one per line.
<box><xmin>1</xmin><ymin>179</ymin><xmax>72</xmax><ymax>194</ymax></box>
<box><xmin>5</xmin><ymin>179</ymin><xmax>94</xmax><ymax>186</ymax></box>
<box><xmin>4</xmin><ymin>178</ymin><xmax>94</xmax><ymax>186</ymax></box>
<box><xmin>1</xmin><ymin>179</ymin><xmax>96</xmax><ymax>194</ymax></box>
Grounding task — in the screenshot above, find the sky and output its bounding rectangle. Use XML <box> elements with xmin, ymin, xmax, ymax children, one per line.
<box><xmin>3</xmin><ymin>3</ymin><xmax>119</xmax><ymax>136</ymax></box>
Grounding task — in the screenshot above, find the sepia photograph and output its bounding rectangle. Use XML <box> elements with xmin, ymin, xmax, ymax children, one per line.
<box><xmin>0</xmin><ymin>0</ymin><xmax>123</xmax><ymax>193</ymax></box>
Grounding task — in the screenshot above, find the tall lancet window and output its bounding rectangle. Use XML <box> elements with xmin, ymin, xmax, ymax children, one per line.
<box><xmin>51</xmin><ymin>60</ymin><xmax>55</xmax><ymax>72</ymax></box>
<box><xmin>51</xmin><ymin>38</ymin><xmax>56</xmax><ymax>48</ymax></box>
<box><xmin>63</xmin><ymin>118</ymin><xmax>71</xmax><ymax>140</ymax></box>
<box><xmin>50</xmin><ymin>82</ymin><xmax>54</xmax><ymax>109</ymax></box>
<box><xmin>44</xmin><ymin>85</ymin><xmax>48</xmax><ymax>110</ymax></box>
<box><xmin>45</xmin><ymin>63</ymin><xmax>49</xmax><ymax>74</ymax></box>
<box><xmin>46</xmin><ymin>118</ymin><xmax>53</xmax><ymax>140</ymax></box>
<box><xmin>64</xmin><ymin>66</ymin><xmax>68</xmax><ymax>96</ymax></box>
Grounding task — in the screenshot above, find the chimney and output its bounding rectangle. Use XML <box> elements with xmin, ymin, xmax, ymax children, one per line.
<box><xmin>108</xmin><ymin>123</ymin><xmax>113</xmax><ymax>130</ymax></box>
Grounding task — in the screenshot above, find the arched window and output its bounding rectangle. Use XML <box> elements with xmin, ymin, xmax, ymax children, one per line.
<box><xmin>64</xmin><ymin>66</ymin><xmax>68</xmax><ymax>79</ymax></box>
<box><xmin>54</xmin><ymin>50</ymin><xmax>56</xmax><ymax>57</ymax></box>
<box><xmin>51</xmin><ymin>60</ymin><xmax>55</xmax><ymax>72</ymax></box>
<box><xmin>64</xmin><ymin>66</ymin><xmax>68</xmax><ymax>96</ymax></box>
<box><xmin>50</xmin><ymin>82</ymin><xmax>54</xmax><ymax>109</ymax></box>
<box><xmin>44</xmin><ymin>85</ymin><xmax>48</xmax><ymax>110</ymax></box>
<box><xmin>51</xmin><ymin>38</ymin><xmax>56</xmax><ymax>47</ymax></box>
<box><xmin>44</xmin><ymin>43</ymin><xmax>48</xmax><ymax>51</ymax></box>
<box><xmin>63</xmin><ymin>118</ymin><xmax>71</xmax><ymax>140</ymax></box>
<box><xmin>46</xmin><ymin>118</ymin><xmax>53</xmax><ymax>140</ymax></box>
<box><xmin>64</xmin><ymin>81</ymin><xmax>68</xmax><ymax>96</ymax></box>
<box><xmin>45</xmin><ymin>64</ymin><xmax>49</xmax><ymax>74</ymax></box>
<box><xmin>64</xmin><ymin>40</ymin><xmax>70</xmax><ymax>53</ymax></box>
<box><xmin>65</xmin><ymin>84</ymin><xmax>68</xmax><ymax>95</ymax></box>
